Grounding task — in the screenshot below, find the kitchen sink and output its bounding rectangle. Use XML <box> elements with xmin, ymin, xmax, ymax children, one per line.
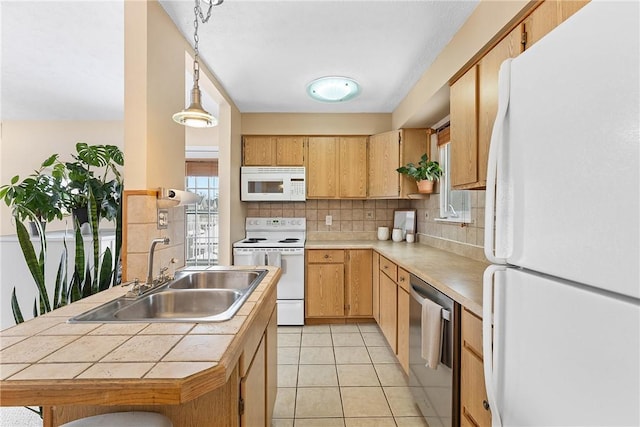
<box><xmin>68</xmin><ymin>269</ymin><xmax>268</xmax><ymax>323</ymax></box>
<box><xmin>168</xmin><ymin>270</ymin><xmax>263</xmax><ymax>290</ymax></box>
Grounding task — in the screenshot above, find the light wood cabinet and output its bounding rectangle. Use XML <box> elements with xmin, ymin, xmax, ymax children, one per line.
<box><xmin>306</xmin><ymin>137</ymin><xmax>339</xmax><ymax>198</ymax></box>
<box><xmin>339</xmin><ymin>137</ymin><xmax>368</xmax><ymax>198</ymax></box>
<box><xmin>378</xmin><ymin>271</ymin><xmax>397</xmax><ymax>353</ymax></box>
<box><xmin>368</xmin><ymin>129</ymin><xmax>429</xmax><ymax>198</ymax></box>
<box><xmin>265</xmin><ymin>306</ymin><xmax>277</xmax><ymax>424</ymax></box>
<box><xmin>522</xmin><ymin>0</ymin><xmax>589</xmax><ymax>50</ymax></box>
<box><xmin>241</xmin><ymin>335</ymin><xmax>266</xmax><ymax>427</ymax></box>
<box><xmin>397</xmin><ymin>285</ymin><xmax>410</xmax><ymax>374</ymax></box>
<box><xmin>372</xmin><ymin>251</ymin><xmax>380</xmax><ymax>323</ymax></box>
<box><xmin>306</xmin><ymin>136</ymin><xmax>368</xmax><ymax>199</ymax></box>
<box><xmin>449</xmin><ymin>0</ymin><xmax>589</xmax><ymax>190</ymax></box>
<box><xmin>306</xmin><ymin>249</ymin><xmax>372</xmax><ymax>320</ymax></box>
<box><xmin>450</xmin><ymin>65</ymin><xmax>479</xmax><ymax>189</ymax></box>
<box><xmin>240</xmin><ymin>306</ymin><xmax>277</xmax><ymax>427</ymax></box>
<box><xmin>374</xmin><ymin>255</ymin><xmax>411</xmax><ymax>375</ymax></box>
<box><xmin>460</xmin><ymin>307</ymin><xmax>491</xmax><ymax>427</ymax></box>
<box><xmin>449</xmin><ymin>29</ymin><xmax>520</xmax><ymax>190</ymax></box>
<box><xmin>345</xmin><ymin>249</ymin><xmax>373</xmax><ymax>317</ymax></box>
<box><xmin>242</xmin><ymin>136</ymin><xmax>305</xmax><ymax>166</ymax></box>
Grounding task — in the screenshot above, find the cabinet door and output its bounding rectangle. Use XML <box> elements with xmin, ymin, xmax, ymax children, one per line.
<box><xmin>372</xmin><ymin>252</ymin><xmax>380</xmax><ymax>323</ymax></box>
<box><xmin>397</xmin><ymin>287</ymin><xmax>410</xmax><ymax>375</ymax></box>
<box><xmin>276</xmin><ymin>136</ymin><xmax>305</xmax><ymax>166</ymax></box>
<box><xmin>398</xmin><ymin>129</ymin><xmax>429</xmax><ymax>198</ymax></box>
<box><xmin>560</xmin><ymin>0</ymin><xmax>589</xmax><ymax>22</ymax></box>
<box><xmin>477</xmin><ymin>27</ymin><xmax>522</xmax><ymax>186</ymax></box>
<box><xmin>450</xmin><ymin>65</ymin><xmax>479</xmax><ymax>189</ymax></box>
<box><xmin>460</xmin><ymin>308</ymin><xmax>491</xmax><ymax>427</ymax></box>
<box><xmin>339</xmin><ymin>137</ymin><xmax>368</xmax><ymax>198</ymax></box>
<box><xmin>345</xmin><ymin>249</ymin><xmax>372</xmax><ymax>317</ymax></box>
<box><xmin>378</xmin><ymin>273</ymin><xmax>397</xmax><ymax>352</ymax></box>
<box><xmin>265</xmin><ymin>308</ymin><xmax>277</xmax><ymax>424</ymax></box>
<box><xmin>307</xmin><ymin>137</ymin><xmax>338</xmax><ymax>198</ymax></box>
<box><xmin>522</xmin><ymin>0</ymin><xmax>560</xmax><ymax>50</ymax></box>
<box><xmin>243</xmin><ymin>136</ymin><xmax>274</xmax><ymax>166</ymax></box>
<box><xmin>241</xmin><ymin>336</ymin><xmax>266</xmax><ymax>427</ymax></box>
<box><xmin>368</xmin><ymin>131</ymin><xmax>400</xmax><ymax>198</ymax></box>
<box><xmin>306</xmin><ymin>263</ymin><xmax>345</xmax><ymax>317</ymax></box>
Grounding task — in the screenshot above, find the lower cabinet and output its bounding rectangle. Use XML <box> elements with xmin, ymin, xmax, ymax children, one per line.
<box><xmin>460</xmin><ymin>307</ymin><xmax>491</xmax><ymax>427</ymax></box>
<box><xmin>306</xmin><ymin>249</ymin><xmax>372</xmax><ymax>321</ymax></box>
<box><xmin>376</xmin><ymin>254</ymin><xmax>410</xmax><ymax>375</ymax></box>
<box><xmin>240</xmin><ymin>307</ymin><xmax>277</xmax><ymax>427</ymax></box>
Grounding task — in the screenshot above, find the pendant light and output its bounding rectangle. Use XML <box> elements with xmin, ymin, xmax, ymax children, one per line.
<box><xmin>173</xmin><ymin>0</ymin><xmax>223</xmax><ymax>128</ymax></box>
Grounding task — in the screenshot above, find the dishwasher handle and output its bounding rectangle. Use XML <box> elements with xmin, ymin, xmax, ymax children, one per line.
<box><xmin>410</xmin><ymin>286</ymin><xmax>451</xmax><ymax>321</ymax></box>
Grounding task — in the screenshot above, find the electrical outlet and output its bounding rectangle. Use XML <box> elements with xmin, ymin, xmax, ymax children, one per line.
<box><xmin>365</xmin><ymin>210</ymin><xmax>374</xmax><ymax>220</ymax></box>
<box><xmin>325</xmin><ymin>215</ymin><xmax>332</xmax><ymax>225</ymax></box>
<box><xmin>157</xmin><ymin>209</ymin><xmax>169</xmax><ymax>229</ymax></box>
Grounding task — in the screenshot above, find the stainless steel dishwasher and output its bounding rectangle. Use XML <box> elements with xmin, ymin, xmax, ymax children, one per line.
<box><xmin>409</xmin><ymin>274</ymin><xmax>460</xmax><ymax>427</ymax></box>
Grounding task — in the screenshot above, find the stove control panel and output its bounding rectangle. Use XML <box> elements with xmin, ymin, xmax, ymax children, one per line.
<box><xmin>246</xmin><ymin>217</ymin><xmax>306</xmax><ymax>229</ymax></box>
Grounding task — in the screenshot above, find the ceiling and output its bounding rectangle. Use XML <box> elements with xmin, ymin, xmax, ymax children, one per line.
<box><xmin>1</xmin><ymin>0</ymin><xmax>479</xmax><ymax>121</ymax></box>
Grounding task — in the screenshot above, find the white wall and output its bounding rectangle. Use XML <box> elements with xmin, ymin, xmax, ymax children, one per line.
<box><xmin>0</xmin><ymin>120</ymin><xmax>124</xmax><ymax>236</ymax></box>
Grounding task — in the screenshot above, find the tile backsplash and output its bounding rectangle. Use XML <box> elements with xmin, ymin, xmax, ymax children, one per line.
<box><xmin>246</xmin><ymin>192</ymin><xmax>486</xmax><ymax>261</ymax></box>
<box><xmin>245</xmin><ymin>200</ymin><xmax>412</xmax><ymax>240</ymax></box>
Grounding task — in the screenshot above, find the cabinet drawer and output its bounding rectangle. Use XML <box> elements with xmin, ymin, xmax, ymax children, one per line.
<box><xmin>462</xmin><ymin>308</ymin><xmax>483</xmax><ymax>358</ymax></box>
<box><xmin>307</xmin><ymin>250</ymin><xmax>344</xmax><ymax>264</ymax></box>
<box><xmin>397</xmin><ymin>268</ymin><xmax>410</xmax><ymax>292</ymax></box>
<box><xmin>379</xmin><ymin>256</ymin><xmax>398</xmax><ymax>282</ymax></box>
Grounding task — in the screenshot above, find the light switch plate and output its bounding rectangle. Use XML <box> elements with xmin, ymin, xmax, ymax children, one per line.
<box><xmin>157</xmin><ymin>209</ymin><xmax>169</xmax><ymax>229</ymax></box>
<box><xmin>325</xmin><ymin>215</ymin><xmax>332</xmax><ymax>225</ymax></box>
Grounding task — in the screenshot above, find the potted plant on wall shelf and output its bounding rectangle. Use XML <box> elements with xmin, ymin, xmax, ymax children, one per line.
<box><xmin>396</xmin><ymin>153</ymin><xmax>444</xmax><ymax>194</ymax></box>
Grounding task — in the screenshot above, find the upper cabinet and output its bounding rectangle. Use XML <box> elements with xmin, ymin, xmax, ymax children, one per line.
<box><xmin>368</xmin><ymin>129</ymin><xmax>429</xmax><ymax>198</ymax></box>
<box><xmin>306</xmin><ymin>136</ymin><xmax>368</xmax><ymax>199</ymax></box>
<box><xmin>243</xmin><ymin>136</ymin><xmax>305</xmax><ymax>166</ymax></box>
<box><xmin>449</xmin><ymin>0</ymin><xmax>589</xmax><ymax>190</ymax></box>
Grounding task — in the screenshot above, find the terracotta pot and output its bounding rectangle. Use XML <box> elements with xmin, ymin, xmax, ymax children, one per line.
<box><xmin>416</xmin><ymin>180</ymin><xmax>435</xmax><ymax>194</ymax></box>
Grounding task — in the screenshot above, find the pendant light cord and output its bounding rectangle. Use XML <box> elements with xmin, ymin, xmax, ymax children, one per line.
<box><xmin>192</xmin><ymin>0</ymin><xmax>220</xmax><ymax>89</ymax></box>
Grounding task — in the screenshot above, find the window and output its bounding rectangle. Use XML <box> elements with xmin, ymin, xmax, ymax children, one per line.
<box><xmin>185</xmin><ymin>161</ymin><xmax>219</xmax><ymax>266</ymax></box>
<box><xmin>436</xmin><ymin>125</ymin><xmax>471</xmax><ymax>223</ymax></box>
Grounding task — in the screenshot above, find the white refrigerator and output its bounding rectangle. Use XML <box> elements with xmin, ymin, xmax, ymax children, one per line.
<box><xmin>482</xmin><ymin>1</ymin><xmax>639</xmax><ymax>426</ymax></box>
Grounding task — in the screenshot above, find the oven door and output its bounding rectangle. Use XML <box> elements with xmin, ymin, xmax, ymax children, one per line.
<box><xmin>232</xmin><ymin>247</ymin><xmax>304</xmax><ymax>300</ymax></box>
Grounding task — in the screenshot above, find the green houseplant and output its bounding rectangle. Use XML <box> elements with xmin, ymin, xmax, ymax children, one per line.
<box><xmin>63</xmin><ymin>142</ymin><xmax>124</xmax><ymax>223</ymax></box>
<box><xmin>396</xmin><ymin>153</ymin><xmax>444</xmax><ymax>194</ymax></box>
<box><xmin>0</xmin><ymin>154</ymin><xmax>68</xmax><ymax>234</ymax></box>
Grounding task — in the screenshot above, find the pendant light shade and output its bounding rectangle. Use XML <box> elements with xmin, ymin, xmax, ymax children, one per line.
<box><xmin>172</xmin><ymin>86</ymin><xmax>217</xmax><ymax>128</ymax></box>
<box><xmin>173</xmin><ymin>0</ymin><xmax>221</xmax><ymax>129</ymax></box>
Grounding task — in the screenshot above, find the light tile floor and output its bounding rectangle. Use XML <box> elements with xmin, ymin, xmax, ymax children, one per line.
<box><xmin>273</xmin><ymin>323</ymin><xmax>430</xmax><ymax>427</ymax></box>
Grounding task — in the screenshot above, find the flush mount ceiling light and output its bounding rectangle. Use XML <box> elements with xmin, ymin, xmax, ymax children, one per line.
<box><xmin>172</xmin><ymin>0</ymin><xmax>223</xmax><ymax>128</ymax></box>
<box><xmin>306</xmin><ymin>76</ymin><xmax>360</xmax><ymax>103</ymax></box>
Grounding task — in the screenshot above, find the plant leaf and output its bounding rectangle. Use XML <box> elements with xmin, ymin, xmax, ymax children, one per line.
<box><xmin>98</xmin><ymin>247</ymin><xmax>113</xmax><ymax>292</ymax></box>
<box><xmin>15</xmin><ymin>220</ymin><xmax>50</xmax><ymax>312</ymax></box>
<box><xmin>11</xmin><ymin>288</ymin><xmax>24</xmax><ymax>325</ymax></box>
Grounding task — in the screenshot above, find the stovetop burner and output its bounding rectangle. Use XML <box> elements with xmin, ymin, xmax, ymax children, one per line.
<box><xmin>279</xmin><ymin>238</ymin><xmax>299</xmax><ymax>243</ymax></box>
<box><xmin>243</xmin><ymin>238</ymin><xmax>267</xmax><ymax>244</ymax></box>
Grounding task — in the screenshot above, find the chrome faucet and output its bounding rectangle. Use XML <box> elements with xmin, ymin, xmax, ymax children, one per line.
<box><xmin>146</xmin><ymin>237</ymin><xmax>170</xmax><ymax>286</ymax></box>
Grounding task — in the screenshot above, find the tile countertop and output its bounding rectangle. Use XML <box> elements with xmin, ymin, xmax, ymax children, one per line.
<box><xmin>0</xmin><ymin>266</ymin><xmax>280</xmax><ymax>407</ymax></box>
<box><xmin>305</xmin><ymin>240</ymin><xmax>489</xmax><ymax>316</ymax></box>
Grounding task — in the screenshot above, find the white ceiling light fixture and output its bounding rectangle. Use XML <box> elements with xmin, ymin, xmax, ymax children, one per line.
<box><xmin>172</xmin><ymin>0</ymin><xmax>223</xmax><ymax>128</ymax></box>
<box><xmin>306</xmin><ymin>76</ymin><xmax>360</xmax><ymax>103</ymax></box>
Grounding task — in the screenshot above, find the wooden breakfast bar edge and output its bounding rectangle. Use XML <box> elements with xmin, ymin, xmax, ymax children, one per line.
<box><xmin>0</xmin><ymin>267</ymin><xmax>280</xmax><ymax>427</ymax></box>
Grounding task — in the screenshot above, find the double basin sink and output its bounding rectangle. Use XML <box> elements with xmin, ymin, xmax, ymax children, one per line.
<box><xmin>68</xmin><ymin>269</ymin><xmax>268</xmax><ymax>323</ymax></box>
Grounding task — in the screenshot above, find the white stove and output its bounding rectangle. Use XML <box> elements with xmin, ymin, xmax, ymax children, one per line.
<box><xmin>233</xmin><ymin>217</ymin><xmax>305</xmax><ymax>249</ymax></box>
<box><xmin>233</xmin><ymin>218</ymin><xmax>306</xmax><ymax>325</ymax></box>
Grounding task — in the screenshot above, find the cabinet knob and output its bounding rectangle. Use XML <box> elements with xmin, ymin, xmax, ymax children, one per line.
<box><xmin>482</xmin><ymin>400</ymin><xmax>490</xmax><ymax>411</ymax></box>
<box><xmin>399</xmin><ymin>276</ymin><xmax>405</xmax><ymax>282</ymax></box>
<box><xmin>383</xmin><ymin>265</ymin><xmax>388</xmax><ymax>269</ymax></box>
<box><xmin>324</xmin><ymin>254</ymin><xmax>329</xmax><ymax>259</ymax></box>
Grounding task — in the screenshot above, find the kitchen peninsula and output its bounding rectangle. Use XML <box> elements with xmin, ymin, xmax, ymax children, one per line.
<box><xmin>0</xmin><ymin>266</ymin><xmax>281</xmax><ymax>427</ymax></box>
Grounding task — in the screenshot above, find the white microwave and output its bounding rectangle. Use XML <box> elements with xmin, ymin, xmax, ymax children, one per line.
<box><xmin>240</xmin><ymin>166</ymin><xmax>306</xmax><ymax>201</ymax></box>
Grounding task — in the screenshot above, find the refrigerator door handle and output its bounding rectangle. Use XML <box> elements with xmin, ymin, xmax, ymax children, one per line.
<box><xmin>483</xmin><ymin>264</ymin><xmax>506</xmax><ymax>427</ymax></box>
<box><xmin>484</xmin><ymin>59</ymin><xmax>512</xmax><ymax>265</ymax></box>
